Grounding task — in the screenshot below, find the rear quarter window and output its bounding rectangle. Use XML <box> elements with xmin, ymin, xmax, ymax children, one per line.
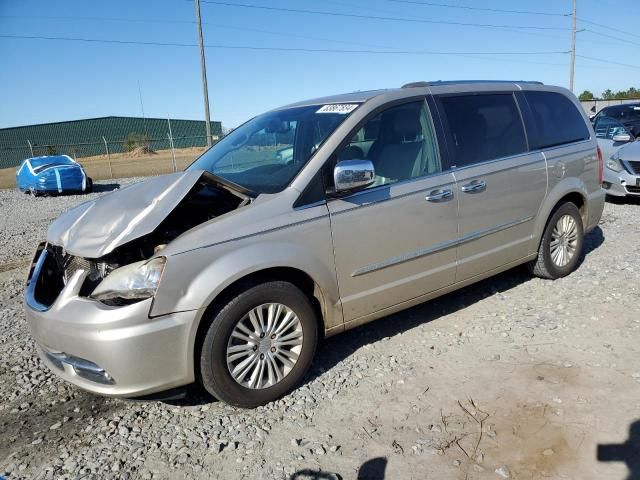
<box><xmin>524</xmin><ymin>91</ymin><xmax>590</xmax><ymax>149</ymax></box>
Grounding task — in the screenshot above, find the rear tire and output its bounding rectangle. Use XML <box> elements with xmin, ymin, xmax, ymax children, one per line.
<box><xmin>198</xmin><ymin>281</ymin><xmax>318</xmax><ymax>408</ymax></box>
<box><xmin>85</xmin><ymin>178</ymin><xmax>93</xmax><ymax>193</ymax></box>
<box><xmin>528</xmin><ymin>202</ymin><xmax>584</xmax><ymax>279</ymax></box>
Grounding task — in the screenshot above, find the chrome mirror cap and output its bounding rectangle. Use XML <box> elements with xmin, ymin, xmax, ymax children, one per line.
<box><xmin>612</xmin><ymin>133</ymin><xmax>632</xmax><ymax>143</ymax></box>
<box><xmin>334</xmin><ymin>160</ymin><xmax>375</xmax><ymax>193</ymax></box>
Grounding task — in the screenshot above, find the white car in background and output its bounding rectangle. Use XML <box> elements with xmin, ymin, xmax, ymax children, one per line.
<box><xmin>594</xmin><ymin>116</ymin><xmax>640</xmax><ymax>197</ymax></box>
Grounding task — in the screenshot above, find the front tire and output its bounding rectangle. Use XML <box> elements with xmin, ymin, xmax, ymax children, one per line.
<box><xmin>529</xmin><ymin>202</ymin><xmax>584</xmax><ymax>279</ymax></box>
<box><xmin>198</xmin><ymin>281</ymin><xmax>318</xmax><ymax>408</ymax></box>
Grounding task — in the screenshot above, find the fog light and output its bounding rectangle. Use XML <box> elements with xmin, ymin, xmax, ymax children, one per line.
<box><xmin>42</xmin><ymin>348</ymin><xmax>115</xmax><ymax>385</ymax></box>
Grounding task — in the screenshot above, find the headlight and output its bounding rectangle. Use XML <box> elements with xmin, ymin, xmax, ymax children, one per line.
<box><xmin>90</xmin><ymin>257</ymin><xmax>166</xmax><ymax>303</ymax></box>
<box><xmin>606</xmin><ymin>157</ymin><xmax>624</xmax><ymax>173</ymax></box>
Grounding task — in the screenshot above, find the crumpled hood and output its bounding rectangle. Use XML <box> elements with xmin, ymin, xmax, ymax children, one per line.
<box><xmin>47</xmin><ymin>170</ymin><xmax>205</xmax><ymax>258</ymax></box>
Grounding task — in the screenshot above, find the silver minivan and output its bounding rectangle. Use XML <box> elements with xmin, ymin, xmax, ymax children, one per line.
<box><xmin>25</xmin><ymin>81</ymin><xmax>604</xmax><ymax>407</ymax></box>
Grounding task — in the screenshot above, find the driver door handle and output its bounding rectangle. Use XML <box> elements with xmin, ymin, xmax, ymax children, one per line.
<box><xmin>461</xmin><ymin>180</ymin><xmax>487</xmax><ymax>193</ymax></box>
<box><xmin>425</xmin><ymin>189</ymin><xmax>453</xmax><ymax>202</ymax></box>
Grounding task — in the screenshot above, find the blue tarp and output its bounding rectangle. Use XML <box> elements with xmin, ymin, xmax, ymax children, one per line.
<box><xmin>16</xmin><ymin>155</ymin><xmax>89</xmax><ymax>194</ymax></box>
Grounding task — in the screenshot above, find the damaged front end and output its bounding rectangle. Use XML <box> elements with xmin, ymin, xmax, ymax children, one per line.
<box><xmin>27</xmin><ymin>171</ymin><xmax>251</xmax><ymax>310</ymax></box>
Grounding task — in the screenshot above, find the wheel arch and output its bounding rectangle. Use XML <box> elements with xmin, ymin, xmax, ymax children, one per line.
<box><xmin>192</xmin><ymin>266</ymin><xmax>328</xmax><ymax>385</ymax></box>
<box><xmin>531</xmin><ymin>179</ymin><xmax>588</xmax><ymax>253</ymax></box>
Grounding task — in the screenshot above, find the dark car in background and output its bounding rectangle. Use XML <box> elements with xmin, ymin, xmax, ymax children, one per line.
<box><xmin>592</xmin><ymin>103</ymin><xmax>640</xmax><ymax>138</ymax></box>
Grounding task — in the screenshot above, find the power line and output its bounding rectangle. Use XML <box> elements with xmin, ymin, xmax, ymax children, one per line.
<box><xmin>577</xmin><ymin>17</ymin><xmax>640</xmax><ymax>40</ymax></box>
<box><xmin>582</xmin><ymin>28</ymin><xmax>640</xmax><ymax>48</ymax></box>
<box><xmin>0</xmin><ymin>15</ymin><xmax>418</xmax><ymax>50</ymax></box>
<box><xmin>199</xmin><ymin>0</ymin><xmax>572</xmax><ymax>31</ymax></box>
<box><xmin>0</xmin><ymin>14</ymin><xmax>195</xmax><ymax>25</ymax></box>
<box><xmin>1</xmin><ymin>13</ymin><xmax>578</xmax><ymax>47</ymax></box>
<box><xmin>0</xmin><ymin>34</ymin><xmax>570</xmax><ymax>56</ymax></box>
<box><xmin>576</xmin><ymin>54</ymin><xmax>640</xmax><ymax>70</ymax></box>
<box><xmin>385</xmin><ymin>0</ymin><xmax>569</xmax><ymax>17</ymax></box>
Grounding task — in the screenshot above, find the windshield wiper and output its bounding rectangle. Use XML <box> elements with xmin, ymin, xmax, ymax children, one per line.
<box><xmin>201</xmin><ymin>171</ymin><xmax>257</xmax><ymax>199</ymax></box>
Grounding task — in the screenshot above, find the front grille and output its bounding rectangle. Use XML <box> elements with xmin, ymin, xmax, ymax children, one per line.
<box><xmin>63</xmin><ymin>255</ymin><xmax>92</xmax><ymax>283</ymax></box>
<box><xmin>30</xmin><ymin>245</ymin><xmax>108</xmax><ymax>307</ymax></box>
<box><xmin>31</xmin><ymin>246</ymin><xmax>65</xmax><ymax>308</ymax></box>
<box><xmin>625</xmin><ymin>185</ymin><xmax>640</xmax><ymax>194</ymax></box>
<box><xmin>625</xmin><ymin>160</ymin><xmax>640</xmax><ymax>175</ymax></box>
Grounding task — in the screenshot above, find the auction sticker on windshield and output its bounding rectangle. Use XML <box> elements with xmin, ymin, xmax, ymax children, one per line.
<box><xmin>316</xmin><ymin>104</ymin><xmax>359</xmax><ymax>114</ymax></box>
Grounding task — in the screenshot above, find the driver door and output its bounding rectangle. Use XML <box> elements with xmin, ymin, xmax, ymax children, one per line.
<box><xmin>327</xmin><ymin>99</ymin><xmax>459</xmax><ymax>323</ymax></box>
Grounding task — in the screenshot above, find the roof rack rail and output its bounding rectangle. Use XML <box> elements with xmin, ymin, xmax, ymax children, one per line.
<box><xmin>401</xmin><ymin>80</ymin><xmax>544</xmax><ymax>88</ymax></box>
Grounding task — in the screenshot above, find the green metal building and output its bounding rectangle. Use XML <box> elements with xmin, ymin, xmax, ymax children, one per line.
<box><xmin>0</xmin><ymin>116</ymin><xmax>222</xmax><ymax>169</ymax></box>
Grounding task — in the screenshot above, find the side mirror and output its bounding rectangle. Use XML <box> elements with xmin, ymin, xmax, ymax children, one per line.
<box><xmin>612</xmin><ymin>133</ymin><xmax>632</xmax><ymax>143</ymax></box>
<box><xmin>333</xmin><ymin>159</ymin><xmax>375</xmax><ymax>193</ymax></box>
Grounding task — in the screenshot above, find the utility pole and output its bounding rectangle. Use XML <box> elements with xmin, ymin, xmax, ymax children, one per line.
<box><xmin>137</xmin><ymin>80</ymin><xmax>148</xmax><ymax>139</ymax></box>
<box><xmin>569</xmin><ymin>0</ymin><xmax>577</xmax><ymax>92</ymax></box>
<box><xmin>194</xmin><ymin>0</ymin><xmax>213</xmax><ymax>147</ymax></box>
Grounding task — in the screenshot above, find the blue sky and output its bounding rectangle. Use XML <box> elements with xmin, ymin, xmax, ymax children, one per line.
<box><xmin>0</xmin><ymin>0</ymin><xmax>638</xmax><ymax>128</ymax></box>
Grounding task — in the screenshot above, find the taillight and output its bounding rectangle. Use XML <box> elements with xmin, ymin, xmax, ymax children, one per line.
<box><xmin>597</xmin><ymin>146</ymin><xmax>603</xmax><ymax>184</ymax></box>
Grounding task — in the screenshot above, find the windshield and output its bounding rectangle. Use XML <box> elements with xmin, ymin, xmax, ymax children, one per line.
<box><xmin>188</xmin><ymin>104</ymin><xmax>359</xmax><ymax>194</ymax></box>
<box><xmin>30</xmin><ymin>156</ymin><xmax>75</xmax><ymax>173</ymax></box>
<box><xmin>607</xmin><ymin>105</ymin><xmax>640</xmax><ymax>122</ymax></box>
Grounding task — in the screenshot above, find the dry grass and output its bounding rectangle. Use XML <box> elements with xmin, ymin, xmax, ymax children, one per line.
<box><xmin>0</xmin><ymin>147</ymin><xmax>207</xmax><ymax>189</ymax></box>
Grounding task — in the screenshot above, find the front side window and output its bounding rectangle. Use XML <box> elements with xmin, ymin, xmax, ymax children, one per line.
<box><xmin>524</xmin><ymin>91</ymin><xmax>590</xmax><ymax>149</ymax></box>
<box><xmin>335</xmin><ymin>100</ymin><xmax>441</xmax><ymax>189</ymax></box>
<box><xmin>189</xmin><ymin>104</ymin><xmax>358</xmax><ymax>194</ymax></box>
<box><xmin>439</xmin><ymin>93</ymin><xmax>527</xmax><ymax>168</ymax></box>
<box><xmin>594</xmin><ymin>116</ymin><xmax>632</xmax><ymax>140</ymax></box>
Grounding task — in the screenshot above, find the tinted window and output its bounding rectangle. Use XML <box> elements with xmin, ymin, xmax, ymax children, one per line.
<box><xmin>336</xmin><ymin>100</ymin><xmax>441</xmax><ymax>188</ymax></box>
<box><xmin>439</xmin><ymin>94</ymin><xmax>527</xmax><ymax>168</ymax></box>
<box><xmin>524</xmin><ymin>91</ymin><xmax>590</xmax><ymax>149</ymax></box>
<box><xmin>594</xmin><ymin>116</ymin><xmax>632</xmax><ymax>140</ymax></box>
<box><xmin>602</xmin><ymin>104</ymin><xmax>640</xmax><ymax>122</ymax></box>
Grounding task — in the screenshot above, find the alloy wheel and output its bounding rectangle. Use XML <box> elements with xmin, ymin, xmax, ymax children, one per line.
<box><xmin>550</xmin><ymin>214</ymin><xmax>578</xmax><ymax>267</ymax></box>
<box><xmin>226</xmin><ymin>303</ymin><xmax>304</xmax><ymax>389</ymax></box>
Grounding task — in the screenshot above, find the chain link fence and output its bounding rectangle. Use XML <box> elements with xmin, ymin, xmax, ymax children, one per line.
<box><xmin>0</xmin><ymin>134</ymin><xmax>217</xmax><ymax>187</ymax></box>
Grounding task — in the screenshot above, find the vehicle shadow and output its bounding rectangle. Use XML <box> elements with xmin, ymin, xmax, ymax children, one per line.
<box><xmin>597</xmin><ymin>419</ymin><xmax>640</xmax><ymax>480</ymax></box>
<box><xmin>605</xmin><ymin>194</ymin><xmax>640</xmax><ymax>206</ymax></box>
<box><xmin>290</xmin><ymin>456</ymin><xmax>387</xmax><ymax>480</ymax></box>
<box><xmin>308</xmin><ymin>226</ymin><xmax>604</xmax><ymax>386</ymax></box>
<box><xmin>579</xmin><ymin>225</ymin><xmax>605</xmax><ymax>263</ymax></box>
<box><xmin>91</xmin><ymin>182</ymin><xmax>120</xmax><ymax>193</ymax></box>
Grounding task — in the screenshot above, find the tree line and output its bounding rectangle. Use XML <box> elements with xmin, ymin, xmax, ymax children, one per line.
<box><xmin>579</xmin><ymin>88</ymin><xmax>640</xmax><ymax>101</ymax></box>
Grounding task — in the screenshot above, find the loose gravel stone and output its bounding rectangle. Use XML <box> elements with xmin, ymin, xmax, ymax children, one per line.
<box><xmin>1</xmin><ymin>183</ymin><xmax>639</xmax><ymax>479</ymax></box>
<box><xmin>495</xmin><ymin>466</ymin><xmax>511</xmax><ymax>478</ymax></box>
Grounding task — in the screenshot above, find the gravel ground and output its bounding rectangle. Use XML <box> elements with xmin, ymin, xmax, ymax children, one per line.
<box><xmin>1</xmin><ymin>181</ymin><xmax>639</xmax><ymax>480</ymax></box>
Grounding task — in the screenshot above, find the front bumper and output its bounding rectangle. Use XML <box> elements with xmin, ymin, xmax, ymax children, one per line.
<box><xmin>603</xmin><ymin>165</ymin><xmax>640</xmax><ymax>197</ymax></box>
<box><xmin>25</xmin><ymin>255</ymin><xmax>199</xmax><ymax>397</ymax></box>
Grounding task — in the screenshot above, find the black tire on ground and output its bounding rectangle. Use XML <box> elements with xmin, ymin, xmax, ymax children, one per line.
<box><xmin>85</xmin><ymin>177</ymin><xmax>93</xmax><ymax>193</ymax></box>
<box><xmin>198</xmin><ymin>281</ymin><xmax>318</xmax><ymax>408</ymax></box>
<box><xmin>528</xmin><ymin>202</ymin><xmax>584</xmax><ymax>280</ymax></box>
